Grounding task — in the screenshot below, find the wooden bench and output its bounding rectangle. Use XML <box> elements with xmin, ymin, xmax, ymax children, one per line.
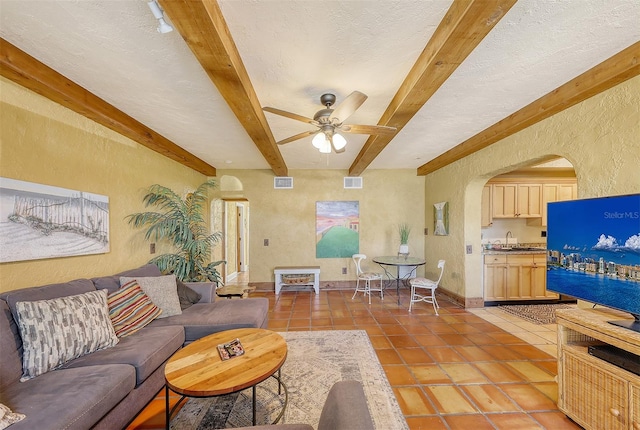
<box><xmin>274</xmin><ymin>266</ymin><xmax>320</xmax><ymax>294</ymax></box>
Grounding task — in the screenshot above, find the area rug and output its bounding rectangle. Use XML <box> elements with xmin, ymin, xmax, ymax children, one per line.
<box><xmin>170</xmin><ymin>330</ymin><xmax>408</xmax><ymax>430</ymax></box>
<box><xmin>498</xmin><ymin>303</ymin><xmax>576</xmax><ymax>324</ymax></box>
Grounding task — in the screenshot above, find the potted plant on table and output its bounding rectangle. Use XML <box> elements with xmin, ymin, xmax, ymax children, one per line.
<box><xmin>398</xmin><ymin>222</ymin><xmax>411</xmax><ymax>257</ymax></box>
<box><xmin>126</xmin><ymin>179</ymin><xmax>224</xmax><ymax>283</ymax></box>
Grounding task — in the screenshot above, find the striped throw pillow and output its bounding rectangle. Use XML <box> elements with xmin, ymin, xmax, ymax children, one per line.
<box><xmin>108</xmin><ymin>280</ymin><xmax>162</xmax><ymax>337</ymax></box>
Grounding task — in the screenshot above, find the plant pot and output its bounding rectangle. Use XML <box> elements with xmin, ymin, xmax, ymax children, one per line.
<box><xmin>398</xmin><ymin>244</ymin><xmax>409</xmax><ymax>255</ymax></box>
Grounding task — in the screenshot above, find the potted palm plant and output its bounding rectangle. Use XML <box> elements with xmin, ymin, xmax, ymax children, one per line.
<box><xmin>398</xmin><ymin>222</ymin><xmax>411</xmax><ymax>256</ymax></box>
<box><xmin>126</xmin><ymin>179</ymin><xmax>224</xmax><ymax>283</ymax></box>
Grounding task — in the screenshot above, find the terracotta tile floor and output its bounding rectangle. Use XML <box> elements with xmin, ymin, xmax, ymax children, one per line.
<box><xmin>128</xmin><ymin>280</ymin><xmax>582</xmax><ymax>430</ymax></box>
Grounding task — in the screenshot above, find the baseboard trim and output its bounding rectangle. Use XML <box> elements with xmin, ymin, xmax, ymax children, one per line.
<box><xmin>252</xmin><ymin>281</ymin><xmax>483</xmax><ymax>308</ymax></box>
<box><xmin>436</xmin><ymin>288</ymin><xmax>484</xmax><ymax>309</ymax></box>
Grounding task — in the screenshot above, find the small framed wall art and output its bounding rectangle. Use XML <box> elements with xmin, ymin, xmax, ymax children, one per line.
<box><xmin>434</xmin><ymin>201</ymin><xmax>449</xmax><ymax>236</ymax></box>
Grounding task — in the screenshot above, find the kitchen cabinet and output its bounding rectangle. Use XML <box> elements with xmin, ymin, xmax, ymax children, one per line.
<box><xmin>481</xmin><ymin>185</ymin><xmax>493</xmax><ymax>227</ymax></box>
<box><xmin>484</xmin><ymin>255</ymin><xmax>507</xmax><ymax>300</ymax></box>
<box><xmin>540</xmin><ymin>183</ymin><xmax>578</xmax><ymax>226</ymax></box>
<box><xmin>508</xmin><ymin>254</ymin><xmax>557</xmax><ymax>299</ymax></box>
<box><xmin>484</xmin><ymin>253</ymin><xmax>556</xmax><ymax>301</ymax></box>
<box><xmin>491</xmin><ymin>183</ymin><xmax>542</xmax><ymax>218</ymax></box>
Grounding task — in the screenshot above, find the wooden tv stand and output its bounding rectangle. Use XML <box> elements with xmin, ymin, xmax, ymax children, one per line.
<box><xmin>556</xmin><ymin>308</ymin><xmax>640</xmax><ymax>430</ymax></box>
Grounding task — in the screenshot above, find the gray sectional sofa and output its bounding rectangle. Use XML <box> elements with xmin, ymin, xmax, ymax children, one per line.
<box><xmin>0</xmin><ymin>264</ymin><xmax>269</xmax><ymax>430</ymax></box>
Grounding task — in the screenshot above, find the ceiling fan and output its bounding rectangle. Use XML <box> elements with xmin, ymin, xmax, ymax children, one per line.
<box><xmin>263</xmin><ymin>91</ymin><xmax>397</xmax><ymax>154</ymax></box>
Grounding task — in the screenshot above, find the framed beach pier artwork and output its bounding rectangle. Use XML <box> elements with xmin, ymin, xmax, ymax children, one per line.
<box><xmin>0</xmin><ymin>177</ymin><xmax>110</xmax><ymax>263</ymax></box>
<box><xmin>434</xmin><ymin>201</ymin><xmax>449</xmax><ymax>236</ymax></box>
<box><xmin>316</xmin><ymin>201</ymin><xmax>359</xmax><ymax>258</ymax></box>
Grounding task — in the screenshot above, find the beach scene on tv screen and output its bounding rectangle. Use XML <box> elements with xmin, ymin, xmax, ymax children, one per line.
<box><xmin>547</xmin><ymin>194</ymin><xmax>640</xmax><ymax>316</ymax></box>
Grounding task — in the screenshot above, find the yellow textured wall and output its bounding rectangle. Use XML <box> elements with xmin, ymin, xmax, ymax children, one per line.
<box><xmin>423</xmin><ymin>76</ymin><xmax>640</xmax><ymax>302</ymax></box>
<box><xmin>5</xmin><ymin>72</ymin><xmax>635</xmax><ymax>298</ymax></box>
<box><xmin>0</xmin><ymin>78</ymin><xmax>206</xmax><ymax>292</ymax></box>
<box><xmin>218</xmin><ymin>169</ymin><xmax>426</xmax><ymax>283</ymax></box>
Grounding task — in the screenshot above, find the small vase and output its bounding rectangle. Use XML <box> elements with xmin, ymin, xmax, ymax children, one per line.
<box><xmin>398</xmin><ymin>244</ymin><xmax>409</xmax><ymax>257</ymax></box>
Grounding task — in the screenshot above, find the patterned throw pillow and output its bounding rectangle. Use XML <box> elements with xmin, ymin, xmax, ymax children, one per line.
<box><xmin>15</xmin><ymin>290</ymin><xmax>118</xmax><ymax>381</ymax></box>
<box><xmin>108</xmin><ymin>281</ymin><xmax>162</xmax><ymax>337</ymax></box>
<box><xmin>119</xmin><ymin>275</ymin><xmax>182</xmax><ymax>319</ymax></box>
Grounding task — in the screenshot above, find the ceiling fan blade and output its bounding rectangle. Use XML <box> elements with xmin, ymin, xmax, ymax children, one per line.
<box><xmin>263</xmin><ymin>107</ymin><xmax>317</xmax><ymax>125</ymax></box>
<box><xmin>276</xmin><ymin>130</ymin><xmax>318</xmax><ymax>145</ymax></box>
<box><xmin>341</xmin><ymin>124</ymin><xmax>397</xmax><ymax>135</ymax></box>
<box><xmin>330</xmin><ymin>91</ymin><xmax>367</xmax><ymax>123</ymax></box>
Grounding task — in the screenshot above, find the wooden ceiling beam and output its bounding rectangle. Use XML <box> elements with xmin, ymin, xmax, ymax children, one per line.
<box><xmin>0</xmin><ymin>38</ymin><xmax>216</xmax><ymax>176</ymax></box>
<box><xmin>159</xmin><ymin>0</ymin><xmax>288</xmax><ymax>177</ymax></box>
<box><xmin>417</xmin><ymin>41</ymin><xmax>640</xmax><ymax>175</ymax></box>
<box><xmin>349</xmin><ymin>0</ymin><xmax>516</xmax><ymax>176</ymax></box>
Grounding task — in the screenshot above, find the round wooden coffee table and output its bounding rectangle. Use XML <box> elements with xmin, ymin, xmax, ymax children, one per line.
<box><xmin>164</xmin><ymin>328</ymin><xmax>288</xmax><ymax>428</ymax></box>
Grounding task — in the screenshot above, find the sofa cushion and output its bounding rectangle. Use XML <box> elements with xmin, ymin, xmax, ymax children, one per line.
<box><xmin>15</xmin><ymin>290</ymin><xmax>118</xmax><ymax>381</ymax></box>
<box><xmin>148</xmin><ymin>298</ymin><xmax>269</xmax><ymax>343</ymax></box>
<box><xmin>184</xmin><ymin>282</ymin><xmax>216</xmax><ymax>304</ymax></box>
<box><xmin>177</xmin><ymin>280</ymin><xmax>202</xmax><ymax>310</ymax></box>
<box><xmin>120</xmin><ymin>275</ymin><xmax>182</xmax><ymax>319</ymax></box>
<box><xmin>1</xmin><ymin>364</ymin><xmax>135</xmax><ymax>430</ymax></box>
<box><xmin>108</xmin><ymin>281</ymin><xmax>162</xmax><ymax>337</ymax></box>
<box><xmin>60</xmin><ymin>325</ymin><xmax>184</xmax><ymax>386</ymax></box>
<box><xmin>1</xmin><ymin>278</ymin><xmax>96</xmax><ymax>322</ymax></box>
<box><xmin>92</xmin><ymin>264</ymin><xmax>163</xmax><ymax>294</ymax></box>
<box><xmin>0</xmin><ymin>300</ymin><xmax>23</xmax><ymax>391</ymax></box>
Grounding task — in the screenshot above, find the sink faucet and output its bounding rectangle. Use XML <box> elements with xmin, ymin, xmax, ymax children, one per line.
<box><xmin>505</xmin><ymin>231</ymin><xmax>513</xmax><ymax>247</ymax></box>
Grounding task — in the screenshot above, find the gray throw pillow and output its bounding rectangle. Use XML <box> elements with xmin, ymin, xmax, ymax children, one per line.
<box><xmin>120</xmin><ymin>275</ymin><xmax>182</xmax><ymax>319</ymax></box>
<box><xmin>15</xmin><ymin>289</ymin><xmax>118</xmax><ymax>381</ymax></box>
<box><xmin>177</xmin><ymin>280</ymin><xmax>202</xmax><ymax>310</ymax></box>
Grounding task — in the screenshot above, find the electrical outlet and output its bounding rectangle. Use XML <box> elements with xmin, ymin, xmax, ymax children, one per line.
<box><xmin>264</xmin><ymin>239</ymin><xmax>269</xmax><ymax>246</ymax></box>
<box><xmin>150</xmin><ymin>243</ymin><xmax>156</xmax><ymax>254</ymax></box>
<box><xmin>466</xmin><ymin>245</ymin><xmax>473</xmax><ymax>254</ymax></box>
<box><xmin>342</xmin><ymin>267</ymin><xmax>347</xmax><ymax>274</ymax></box>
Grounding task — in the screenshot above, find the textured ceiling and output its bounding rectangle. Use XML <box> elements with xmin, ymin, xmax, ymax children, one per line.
<box><xmin>1</xmin><ymin>0</ymin><xmax>639</xmax><ymax>173</ymax></box>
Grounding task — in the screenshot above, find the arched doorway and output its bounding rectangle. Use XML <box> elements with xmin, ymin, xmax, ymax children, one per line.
<box><xmin>213</xmin><ymin>175</ymin><xmax>249</xmax><ymax>284</ymax></box>
<box><xmin>476</xmin><ymin>157</ymin><xmax>577</xmax><ymax>304</ymax></box>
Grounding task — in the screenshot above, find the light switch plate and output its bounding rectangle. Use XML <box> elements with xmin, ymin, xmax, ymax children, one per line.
<box><xmin>466</xmin><ymin>245</ymin><xmax>473</xmax><ymax>254</ymax></box>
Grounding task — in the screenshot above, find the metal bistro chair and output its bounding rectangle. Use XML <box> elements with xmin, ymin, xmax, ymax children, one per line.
<box><xmin>408</xmin><ymin>260</ymin><xmax>445</xmax><ymax>314</ymax></box>
<box><xmin>351</xmin><ymin>254</ymin><xmax>383</xmax><ymax>304</ymax></box>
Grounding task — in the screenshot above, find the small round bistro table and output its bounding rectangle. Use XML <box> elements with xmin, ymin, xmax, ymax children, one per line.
<box><xmin>373</xmin><ymin>256</ymin><xmax>426</xmax><ymax>302</ymax></box>
<box><xmin>164</xmin><ymin>328</ymin><xmax>288</xmax><ymax>428</ymax></box>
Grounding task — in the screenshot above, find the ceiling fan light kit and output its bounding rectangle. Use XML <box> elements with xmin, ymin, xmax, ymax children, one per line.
<box><xmin>263</xmin><ymin>91</ymin><xmax>396</xmax><ymax>154</ymax></box>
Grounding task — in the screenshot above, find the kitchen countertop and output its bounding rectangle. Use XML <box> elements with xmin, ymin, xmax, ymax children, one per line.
<box><xmin>483</xmin><ymin>247</ymin><xmax>547</xmax><ymax>255</ymax></box>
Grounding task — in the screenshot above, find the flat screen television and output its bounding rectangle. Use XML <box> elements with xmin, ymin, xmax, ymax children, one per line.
<box><xmin>547</xmin><ymin>193</ymin><xmax>640</xmax><ymax>333</ymax></box>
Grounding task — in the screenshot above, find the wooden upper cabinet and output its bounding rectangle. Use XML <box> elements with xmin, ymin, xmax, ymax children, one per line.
<box><xmin>484</xmin><ymin>176</ymin><xmax>576</xmax><ymax>226</ymax></box>
<box><xmin>517</xmin><ymin>184</ymin><xmax>542</xmax><ymax>217</ymax></box>
<box><xmin>492</xmin><ymin>183</ymin><xmax>542</xmax><ymax>218</ymax></box>
<box><xmin>541</xmin><ymin>183</ymin><xmax>577</xmax><ymax>226</ymax></box>
<box><xmin>481</xmin><ymin>185</ymin><xmax>493</xmax><ymax>227</ymax></box>
<box><xmin>492</xmin><ymin>184</ymin><xmax>518</xmax><ymax>218</ymax></box>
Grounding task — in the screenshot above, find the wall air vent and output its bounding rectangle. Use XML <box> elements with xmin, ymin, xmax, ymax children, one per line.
<box><xmin>344</xmin><ymin>177</ymin><xmax>363</xmax><ymax>189</ymax></box>
<box><xmin>274</xmin><ymin>177</ymin><xmax>293</xmax><ymax>189</ymax></box>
